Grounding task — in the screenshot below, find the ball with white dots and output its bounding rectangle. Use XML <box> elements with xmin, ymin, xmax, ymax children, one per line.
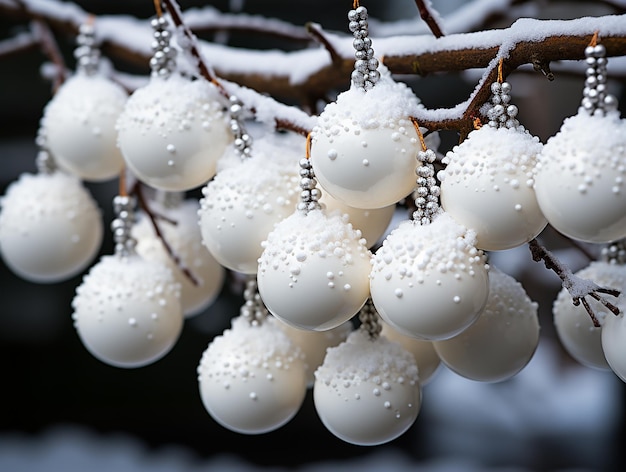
<box><xmin>313</xmin><ymin>329</ymin><xmax>421</xmax><ymax>446</ymax></box>
<box><xmin>197</xmin><ymin>315</ymin><xmax>308</xmax><ymax>434</ymax></box>
<box><xmin>116</xmin><ymin>73</ymin><xmax>231</xmax><ymax>192</ymax></box>
<box><xmin>72</xmin><ymin>253</ymin><xmax>183</xmax><ymax>368</ymax></box>
<box><xmin>0</xmin><ymin>171</ymin><xmax>103</xmax><ymax>283</ymax></box>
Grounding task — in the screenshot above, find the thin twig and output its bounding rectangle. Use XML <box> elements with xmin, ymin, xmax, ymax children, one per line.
<box><xmin>414</xmin><ymin>0</ymin><xmax>445</xmax><ymax>38</ymax></box>
<box><xmin>306</xmin><ymin>22</ymin><xmax>341</xmax><ymax>64</ymax></box>
<box><xmin>29</xmin><ymin>14</ymin><xmax>67</xmax><ymax>92</ymax></box>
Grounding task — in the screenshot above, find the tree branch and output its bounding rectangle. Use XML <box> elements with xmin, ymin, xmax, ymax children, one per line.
<box><xmin>414</xmin><ymin>0</ymin><xmax>445</xmax><ymax>38</ymax></box>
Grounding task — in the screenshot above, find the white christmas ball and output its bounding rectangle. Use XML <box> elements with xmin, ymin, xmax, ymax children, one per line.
<box><xmin>602</xmin><ymin>309</ymin><xmax>626</xmax><ymax>383</ymax></box>
<box><xmin>257</xmin><ymin>209</ymin><xmax>372</xmax><ymax>331</ymax></box>
<box><xmin>534</xmin><ymin>111</ymin><xmax>626</xmax><ymax>243</ymax></box>
<box><xmin>116</xmin><ymin>73</ymin><xmax>231</xmax><ymax>191</ymax></box>
<box><xmin>433</xmin><ymin>266</ymin><xmax>540</xmax><ymax>382</ymax></box>
<box><xmin>310</xmin><ymin>72</ymin><xmax>429</xmax><ymax>209</ymax></box>
<box><xmin>320</xmin><ymin>192</ymin><xmax>395</xmax><ymax>248</ymax></box>
<box><xmin>199</xmin><ymin>154</ymin><xmax>299</xmax><ymax>274</ymax></box>
<box><xmin>370</xmin><ymin>212</ymin><xmax>490</xmax><ymax>340</ymax></box>
<box><xmin>0</xmin><ymin>171</ymin><xmax>103</xmax><ymax>283</ymax></box>
<box><xmin>42</xmin><ymin>73</ymin><xmax>127</xmax><ymax>181</ymax></box>
<box><xmin>132</xmin><ymin>198</ymin><xmax>225</xmax><ymax>317</ymax></box>
<box><xmin>313</xmin><ymin>329</ymin><xmax>421</xmax><ymax>446</ymax></box>
<box><xmin>271</xmin><ymin>315</ymin><xmax>353</xmax><ymax>387</ymax></box>
<box><xmin>380</xmin><ymin>321</ymin><xmax>441</xmax><ymax>385</ymax></box>
<box><xmin>197</xmin><ymin>315</ymin><xmax>307</xmax><ymax>434</ymax></box>
<box><xmin>72</xmin><ymin>253</ymin><xmax>183</xmax><ymax>368</ymax></box>
<box><xmin>439</xmin><ymin>125</ymin><xmax>546</xmax><ymax>251</ymax></box>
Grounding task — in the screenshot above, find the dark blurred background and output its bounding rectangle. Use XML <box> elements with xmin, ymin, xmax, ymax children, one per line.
<box><xmin>1</xmin><ymin>1</ymin><xmax>626</xmax><ymax>470</ymax></box>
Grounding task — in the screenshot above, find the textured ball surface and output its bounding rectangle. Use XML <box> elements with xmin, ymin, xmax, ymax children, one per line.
<box><xmin>197</xmin><ymin>316</ymin><xmax>307</xmax><ymax>434</ymax></box>
<box><xmin>42</xmin><ymin>73</ymin><xmax>127</xmax><ymax>181</ymax></box>
<box><xmin>313</xmin><ymin>329</ymin><xmax>421</xmax><ymax>446</ymax></box>
<box><xmin>72</xmin><ymin>254</ymin><xmax>183</xmax><ymax>368</ymax></box>
<box><xmin>0</xmin><ymin>171</ymin><xmax>103</xmax><ymax>283</ymax></box>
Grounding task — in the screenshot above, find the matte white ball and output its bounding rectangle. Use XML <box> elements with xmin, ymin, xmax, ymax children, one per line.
<box><xmin>42</xmin><ymin>73</ymin><xmax>127</xmax><ymax>181</ymax></box>
<box><xmin>439</xmin><ymin>126</ymin><xmax>546</xmax><ymax>251</ymax></box>
<box><xmin>433</xmin><ymin>266</ymin><xmax>540</xmax><ymax>382</ymax></box>
<box><xmin>0</xmin><ymin>171</ymin><xmax>103</xmax><ymax>283</ymax></box>
<box><xmin>310</xmin><ymin>73</ymin><xmax>427</xmax><ymax>209</ymax></box>
<box><xmin>313</xmin><ymin>329</ymin><xmax>421</xmax><ymax>446</ymax></box>
<box><xmin>602</xmin><ymin>309</ymin><xmax>626</xmax><ymax>383</ymax></box>
<box><xmin>116</xmin><ymin>73</ymin><xmax>231</xmax><ymax>191</ymax></box>
<box><xmin>199</xmin><ymin>155</ymin><xmax>299</xmax><ymax>274</ymax></box>
<box><xmin>370</xmin><ymin>212</ymin><xmax>490</xmax><ymax>340</ymax></box>
<box><xmin>380</xmin><ymin>321</ymin><xmax>441</xmax><ymax>385</ymax></box>
<box><xmin>197</xmin><ymin>315</ymin><xmax>307</xmax><ymax>434</ymax></box>
<box><xmin>534</xmin><ymin>111</ymin><xmax>626</xmax><ymax>243</ymax></box>
<box><xmin>132</xmin><ymin>199</ymin><xmax>225</xmax><ymax>317</ymax></box>
<box><xmin>257</xmin><ymin>209</ymin><xmax>372</xmax><ymax>331</ymax></box>
<box><xmin>72</xmin><ymin>253</ymin><xmax>183</xmax><ymax>368</ymax></box>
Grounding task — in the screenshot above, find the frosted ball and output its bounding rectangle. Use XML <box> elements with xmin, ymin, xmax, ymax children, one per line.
<box><xmin>380</xmin><ymin>321</ymin><xmax>441</xmax><ymax>385</ymax></box>
<box><xmin>132</xmin><ymin>199</ymin><xmax>225</xmax><ymax>317</ymax></box>
<box><xmin>554</xmin><ymin>261</ymin><xmax>626</xmax><ymax>370</ymax></box>
<box><xmin>257</xmin><ymin>209</ymin><xmax>372</xmax><ymax>331</ymax></box>
<box><xmin>320</xmin><ymin>192</ymin><xmax>395</xmax><ymax>248</ymax></box>
<box><xmin>42</xmin><ymin>73</ymin><xmax>127</xmax><ymax>181</ymax></box>
<box><xmin>370</xmin><ymin>212</ymin><xmax>490</xmax><ymax>340</ymax></box>
<box><xmin>0</xmin><ymin>171</ymin><xmax>103</xmax><ymax>283</ymax></box>
<box><xmin>313</xmin><ymin>329</ymin><xmax>421</xmax><ymax>446</ymax></box>
<box><xmin>270</xmin><ymin>315</ymin><xmax>353</xmax><ymax>387</ymax></box>
<box><xmin>197</xmin><ymin>316</ymin><xmax>307</xmax><ymax>434</ymax></box>
<box><xmin>433</xmin><ymin>266</ymin><xmax>540</xmax><ymax>382</ymax></box>
<box><xmin>116</xmin><ymin>74</ymin><xmax>231</xmax><ymax>191</ymax></box>
<box><xmin>439</xmin><ymin>126</ymin><xmax>547</xmax><ymax>251</ymax></box>
<box><xmin>602</xmin><ymin>309</ymin><xmax>626</xmax><ymax>383</ymax></box>
<box><xmin>310</xmin><ymin>75</ymin><xmax>428</xmax><ymax>209</ymax></box>
<box><xmin>534</xmin><ymin>111</ymin><xmax>626</xmax><ymax>243</ymax></box>
<box><xmin>72</xmin><ymin>253</ymin><xmax>183</xmax><ymax>368</ymax></box>
<box><xmin>199</xmin><ymin>155</ymin><xmax>299</xmax><ymax>274</ymax></box>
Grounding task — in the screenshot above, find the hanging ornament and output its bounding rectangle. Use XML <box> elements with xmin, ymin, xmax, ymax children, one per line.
<box><xmin>72</xmin><ymin>194</ymin><xmax>183</xmax><ymax>368</ymax></box>
<box><xmin>313</xmin><ymin>300</ymin><xmax>421</xmax><ymax>446</ymax></box>
<box><xmin>257</xmin><ymin>155</ymin><xmax>372</xmax><ymax>331</ymax></box>
<box><xmin>370</xmin><ymin>127</ymin><xmax>490</xmax><ymax>340</ymax></box>
<box><xmin>116</xmin><ymin>14</ymin><xmax>231</xmax><ymax>192</ymax></box>
<box><xmin>198</xmin><ymin>101</ymin><xmax>300</xmax><ymax>274</ymax></box>
<box><xmin>41</xmin><ymin>22</ymin><xmax>127</xmax><ymax>182</ymax></box>
<box><xmin>197</xmin><ymin>278</ymin><xmax>307</xmax><ymax>434</ymax></box>
<box><xmin>438</xmin><ymin>63</ymin><xmax>546</xmax><ymax>251</ymax></box>
<box><xmin>310</xmin><ymin>4</ymin><xmax>432</xmax><ymax>209</ymax></box>
<box><xmin>0</xmin><ymin>135</ymin><xmax>103</xmax><ymax>283</ymax></box>
<box><xmin>131</xmin><ymin>192</ymin><xmax>225</xmax><ymax>317</ymax></box>
<box><xmin>433</xmin><ymin>265</ymin><xmax>540</xmax><ymax>382</ymax></box>
<box><xmin>534</xmin><ymin>36</ymin><xmax>626</xmax><ymax>243</ymax></box>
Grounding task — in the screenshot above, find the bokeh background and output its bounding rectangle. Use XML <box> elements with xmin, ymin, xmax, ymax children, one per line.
<box><xmin>2</xmin><ymin>1</ymin><xmax>626</xmax><ymax>470</ymax></box>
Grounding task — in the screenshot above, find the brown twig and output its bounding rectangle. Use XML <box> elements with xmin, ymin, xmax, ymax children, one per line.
<box><xmin>528</xmin><ymin>239</ymin><xmax>621</xmax><ymax>327</ymax></box>
<box><xmin>414</xmin><ymin>0</ymin><xmax>445</xmax><ymax>38</ymax></box>
<box><xmin>29</xmin><ymin>15</ymin><xmax>67</xmax><ymax>92</ymax></box>
<box><xmin>0</xmin><ymin>32</ymin><xmax>39</xmax><ymax>59</ymax></box>
<box><xmin>306</xmin><ymin>22</ymin><xmax>341</xmax><ymax>64</ymax></box>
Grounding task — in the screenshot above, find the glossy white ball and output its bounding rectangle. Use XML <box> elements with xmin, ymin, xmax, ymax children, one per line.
<box><xmin>197</xmin><ymin>316</ymin><xmax>307</xmax><ymax>434</ymax></box>
<box><xmin>0</xmin><ymin>171</ymin><xmax>103</xmax><ymax>283</ymax></box>
<box><xmin>439</xmin><ymin>125</ymin><xmax>546</xmax><ymax>251</ymax></box>
<box><xmin>257</xmin><ymin>209</ymin><xmax>372</xmax><ymax>331</ymax></box>
<box><xmin>433</xmin><ymin>266</ymin><xmax>540</xmax><ymax>382</ymax></box>
<box><xmin>42</xmin><ymin>73</ymin><xmax>127</xmax><ymax>181</ymax></box>
<box><xmin>132</xmin><ymin>198</ymin><xmax>225</xmax><ymax>317</ymax></box>
<box><xmin>313</xmin><ymin>329</ymin><xmax>421</xmax><ymax>446</ymax></box>
<box><xmin>370</xmin><ymin>212</ymin><xmax>490</xmax><ymax>340</ymax></box>
<box><xmin>116</xmin><ymin>74</ymin><xmax>231</xmax><ymax>191</ymax></box>
<box><xmin>72</xmin><ymin>253</ymin><xmax>183</xmax><ymax>368</ymax></box>
<box><xmin>534</xmin><ymin>111</ymin><xmax>626</xmax><ymax>243</ymax></box>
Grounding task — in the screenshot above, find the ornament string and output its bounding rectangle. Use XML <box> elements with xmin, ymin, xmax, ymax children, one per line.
<box><xmin>410</xmin><ymin>118</ymin><xmax>440</xmax><ymax>225</ymax></box>
<box><xmin>348</xmin><ymin>2</ymin><xmax>379</xmax><ymax>91</ymax></box>
<box><xmin>581</xmin><ymin>32</ymin><xmax>619</xmax><ymax>115</ymax></box>
<box><xmin>298</xmin><ymin>134</ymin><xmax>322</xmax><ymax>214</ymax></box>
<box><xmin>358</xmin><ymin>298</ymin><xmax>382</xmax><ymax>340</ymax></box>
<box><xmin>240</xmin><ymin>277</ymin><xmax>268</xmax><ymax>326</ymax></box>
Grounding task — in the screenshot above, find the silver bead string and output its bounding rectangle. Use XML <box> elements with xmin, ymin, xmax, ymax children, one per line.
<box><xmin>358</xmin><ymin>298</ymin><xmax>381</xmax><ymax>340</ymax></box>
<box><xmin>412</xmin><ymin>147</ymin><xmax>440</xmax><ymax>225</ymax></box>
<box><xmin>111</xmin><ymin>195</ymin><xmax>137</xmax><ymax>257</ymax></box>
<box><xmin>74</xmin><ymin>22</ymin><xmax>100</xmax><ymax>76</ymax></box>
<box><xmin>149</xmin><ymin>16</ymin><xmax>177</xmax><ymax>78</ymax></box>
<box><xmin>348</xmin><ymin>4</ymin><xmax>379</xmax><ymax>91</ymax></box>
<box><xmin>229</xmin><ymin>95</ymin><xmax>253</xmax><ymax>159</ymax></box>
<box><xmin>154</xmin><ymin>189</ymin><xmax>183</xmax><ymax>209</ymax></box>
<box><xmin>581</xmin><ymin>42</ymin><xmax>619</xmax><ymax>116</ymax></box>
<box><xmin>486</xmin><ymin>81</ymin><xmax>521</xmax><ymax>130</ymax></box>
<box><xmin>297</xmin><ymin>158</ymin><xmax>322</xmax><ymax>214</ymax></box>
<box><xmin>240</xmin><ymin>277</ymin><xmax>268</xmax><ymax>326</ymax></box>
<box><xmin>601</xmin><ymin>240</ymin><xmax>626</xmax><ymax>265</ymax></box>
<box><xmin>34</xmin><ymin>126</ymin><xmax>56</xmax><ymax>175</ymax></box>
